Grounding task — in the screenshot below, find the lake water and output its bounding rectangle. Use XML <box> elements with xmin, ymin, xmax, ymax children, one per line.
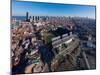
<box><xmin>12</xmin><ymin>16</ymin><xmax>26</xmax><ymax>21</ymax></box>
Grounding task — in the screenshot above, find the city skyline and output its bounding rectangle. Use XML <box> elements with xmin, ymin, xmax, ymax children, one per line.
<box><xmin>12</xmin><ymin>0</ymin><xmax>96</xmax><ymax>19</ymax></box>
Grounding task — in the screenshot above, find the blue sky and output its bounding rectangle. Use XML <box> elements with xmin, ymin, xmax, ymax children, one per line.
<box><xmin>12</xmin><ymin>0</ymin><xmax>96</xmax><ymax>19</ymax></box>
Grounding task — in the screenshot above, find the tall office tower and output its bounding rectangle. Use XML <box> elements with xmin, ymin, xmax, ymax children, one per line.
<box><xmin>35</xmin><ymin>16</ymin><xmax>38</xmax><ymax>22</ymax></box>
<box><xmin>26</xmin><ymin>12</ymin><xmax>29</xmax><ymax>21</ymax></box>
<box><xmin>33</xmin><ymin>16</ymin><xmax>34</xmax><ymax>20</ymax></box>
<box><xmin>29</xmin><ymin>16</ymin><xmax>32</xmax><ymax>22</ymax></box>
<box><xmin>43</xmin><ymin>16</ymin><xmax>46</xmax><ymax>21</ymax></box>
<box><xmin>37</xmin><ymin>16</ymin><xmax>39</xmax><ymax>21</ymax></box>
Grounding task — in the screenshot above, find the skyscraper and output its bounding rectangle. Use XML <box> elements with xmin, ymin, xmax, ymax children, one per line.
<box><xmin>33</xmin><ymin>16</ymin><xmax>34</xmax><ymax>20</ymax></box>
<box><xmin>26</xmin><ymin>12</ymin><xmax>29</xmax><ymax>21</ymax></box>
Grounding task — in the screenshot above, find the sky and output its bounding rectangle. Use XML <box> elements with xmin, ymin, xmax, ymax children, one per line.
<box><xmin>12</xmin><ymin>0</ymin><xmax>96</xmax><ymax>19</ymax></box>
